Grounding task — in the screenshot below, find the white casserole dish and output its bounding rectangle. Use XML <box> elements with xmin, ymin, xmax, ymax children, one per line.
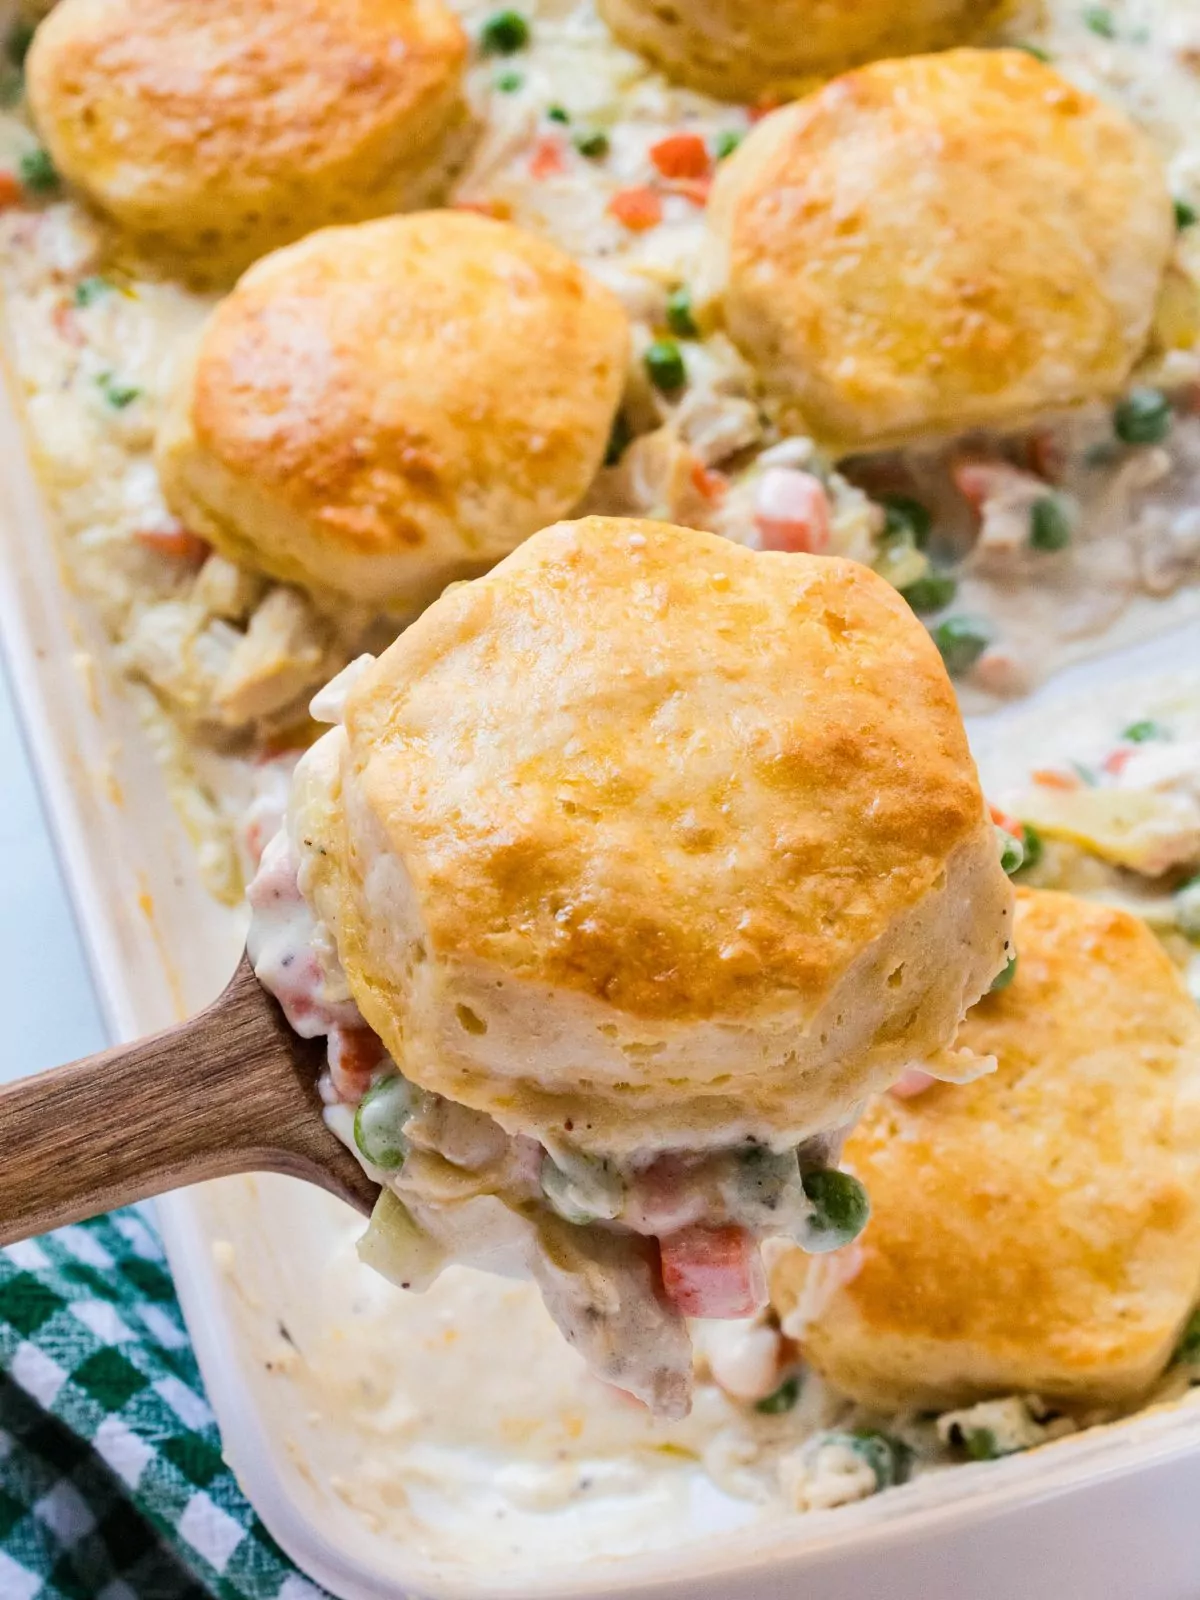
<box><xmin>8</xmin><ymin>331</ymin><xmax>1200</xmax><ymax>1599</ymax></box>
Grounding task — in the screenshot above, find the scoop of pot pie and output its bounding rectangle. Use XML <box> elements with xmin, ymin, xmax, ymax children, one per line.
<box><xmin>697</xmin><ymin>49</ymin><xmax>1175</xmax><ymax>452</ymax></box>
<box><xmin>155</xmin><ymin>213</ymin><xmax>630</xmax><ymax>615</ymax></box>
<box><xmin>597</xmin><ymin>0</ymin><xmax>1004</xmax><ymax>103</ymax></box>
<box><xmin>291</xmin><ymin>515</ymin><xmax>1013</xmax><ymax>1159</ymax></box>
<box><xmin>25</xmin><ymin>0</ymin><xmax>470</xmax><ymax>278</ymax></box>
<box><xmin>771</xmin><ymin>888</ymin><xmax>1200</xmax><ymax>1411</ymax></box>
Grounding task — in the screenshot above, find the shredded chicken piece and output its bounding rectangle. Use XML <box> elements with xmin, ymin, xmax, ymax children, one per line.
<box><xmin>213</xmin><ymin>587</ymin><xmax>336</xmax><ymax>727</ymax></box>
<box><xmin>530</xmin><ymin>1214</ymin><xmax>693</xmax><ymax>1419</ymax></box>
<box><xmin>191</xmin><ymin>553</ymin><xmax>266</xmax><ymax>622</ymax></box>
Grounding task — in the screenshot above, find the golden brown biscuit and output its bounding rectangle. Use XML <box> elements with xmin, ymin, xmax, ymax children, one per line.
<box><xmin>771</xmin><ymin>888</ymin><xmax>1200</xmax><ymax>1410</ymax></box>
<box><xmin>26</xmin><ymin>0</ymin><xmax>469</xmax><ymax>277</ymax></box>
<box><xmin>291</xmin><ymin>516</ymin><xmax>1013</xmax><ymax>1158</ymax></box>
<box><xmin>156</xmin><ymin>213</ymin><xmax>630</xmax><ymax>614</ymax></box>
<box><xmin>597</xmin><ymin>0</ymin><xmax>1004</xmax><ymax>102</ymax></box>
<box><xmin>697</xmin><ymin>50</ymin><xmax>1175</xmax><ymax>451</ymax></box>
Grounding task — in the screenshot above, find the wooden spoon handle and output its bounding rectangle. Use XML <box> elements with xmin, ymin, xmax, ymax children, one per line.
<box><xmin>0</xmin><ymin>955</ymin><xmax>378</xmax><ymax>1244</ymax></box>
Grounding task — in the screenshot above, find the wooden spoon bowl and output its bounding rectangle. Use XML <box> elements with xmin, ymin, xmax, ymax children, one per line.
<box><xmin>0</xmin><ymin>955</ymin><xmax>379</xmax><ymax>1245</ymax></box>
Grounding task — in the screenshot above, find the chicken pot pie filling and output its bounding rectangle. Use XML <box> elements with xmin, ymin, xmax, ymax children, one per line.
<box><xmin>241</xmin><ymin>501</ymin><xmax>1014</xmax><ymax>1419</ymax></box>
<box><xmin>988</xmin><ymin>669</ymin><xmax>1200</xmax><ymax>993</ymax></box>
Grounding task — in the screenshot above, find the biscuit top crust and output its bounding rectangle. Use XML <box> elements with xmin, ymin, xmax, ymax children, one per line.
<box><xmin>702</xmin><ymin>49</ymin><xmax>1174</xmax><ymax>448</ymax></box>
<box><xmin>184</xmin><ymin>212</ymin><xmax>630</xmax><ymax>568</ymax></box>
<box><xmin>27</xmin><ymin>0</ymin><xmax>467</xmax><ymax>225</ymax></box>
<box><xmin>342</xmin><ymin>516</ymin><xmax>988</xmax><ymax>1022</ymax></box>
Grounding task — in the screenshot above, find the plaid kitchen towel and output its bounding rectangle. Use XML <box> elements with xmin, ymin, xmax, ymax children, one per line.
<box><xmin>0</xmin><ymin>1209</ymin><xmax>331</xmax><ymax>1600</ymax></box>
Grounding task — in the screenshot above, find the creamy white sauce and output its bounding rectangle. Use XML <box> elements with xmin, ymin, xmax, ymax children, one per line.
<box><xmin>976</xmin><ymin>662</ymin><xmax>1200</xmax><ymax>991</ymax></box>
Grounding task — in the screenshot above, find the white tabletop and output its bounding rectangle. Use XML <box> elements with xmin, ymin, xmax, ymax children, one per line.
<box><xmin>0</xmin><ymin>653</ymin><xmax>105</xmax><ymax>1082</ymax></box>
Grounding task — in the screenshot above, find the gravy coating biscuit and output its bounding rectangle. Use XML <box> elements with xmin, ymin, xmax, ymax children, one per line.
<box><xmin>597</xmin><ymin>0</ymin><xmax>1004</xmax><ymax>102</ymax></box>
<box><xmin>156</xmin><ymin>213</ymin><xmax>630</xmax><ymax>614</ymax></box>
<box><xmin>293</xmin><ymin>516</ymin><xmax>1013</xmax><ymax>1158</ymax></box>
<box><xmin>772</xmin><ymin>889</ymin><xmax>1200</xmax><ymax>1410</ymax></box>
<box><xmin>26</xmin><ymin>0</ymin><xmax>469</xmax><ymax>276</ymax></box>
<box><xmin>698</xmin><ymin>50</ymin><xmax>1175</xmax><ymax>450</ymax></box>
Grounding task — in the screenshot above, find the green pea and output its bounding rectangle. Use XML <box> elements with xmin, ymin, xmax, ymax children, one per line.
<box><xmin>353</xmin><ymin>1075</ymin><xmax>412</xmax><ymax>1170</ymax></box>
<box><xmin>574</xmin><ymin>130</ymin><xmax>610</xmax><ymax>159</ymax></box>
<box><xmin>1083</xmin><ymin>5</ymin><xmax>1116</xmax><ymax>37</ymax></box>
<box><xmin>713</xmin><ymin>130</ymin><xmax>742</xmax><ymax>160</ymax></box>
<box><xmin>18</xmin><ymin>147</ymin><xmax>58</xmax><ymax>194</ymax></box>
<box><xmin>1174</xmin><ymin>874</ymin><xmax>1200</xmax><ymax>940</ymax></box>
<box><xmin>1114</xmin><ymin>387</ymin><xmax>1172</xmax><ymax>446</ymax></box>
<box><xmin>666</xmin><ymin>286</ymin><xmax>698</xmax><ymax>339</ymax></box>
<box><xmin>1174</xmin><ymin>1306</ymin><xmax>1200</xmax><ymax>1364</ymax></box>
<box><xmin>1017</xmin><ymin>823</ymin><xmax>1044</xmax><ymax>873</ymax></box>
<box><xmin>843</xmin><ymin>1430</ymin><xmax>910</xmax><ymax>1489</ymax></box>
<box><xmin>644</xmin><ymin>338</ymin><xmax>686</xmax><ymax>394</ymax></box>
<box><xmin>882</xmin><ymin>494</ymin><xmax>932</xmax><ymax>550</ymax></box>
<box><xmin>74</xmin><ymin>276</ymin><xmax>111</xmax><ymax>307</ymax></box>
<box><xmin>964</xmin><ymin>1426</ymin><xmax>1001</xmax><ymax>1461</ymax></box>
<box><xmin>901</xmin><ymin>571</ymin><xmax>956</xmax><ymax>614</ymax></box>
<box><xmin>547</xmin><ymin>105</ymin><xmax>570</xmax><ymax>123</ymax></box>
<box><xmin>754</xmin><ymin>1374</ymin><xmax>801</xmax><ymax>1414</ymax></box>
<box><xmin>97</xmin><ymin>372</ymin><xmax>141</xmax><ymax>409</ymax></box>
<box><xmin>480</xmin><ymin>9</ymin><xmax>529</xmax><ymax>54</ymax></box>
<box><xmin>1029</xmin><ymin>495</ymin><xmax>1072</xmax><ymax>553</ymax></box>
<box><xmin>1122</xmin><ymin>719</ymin><xmax>1166</xmax><ymax>743</ymax></box>
<box><xmin>494</xmin><ymin>69</ymin><xmax>523</xmax><ymax>92</ymax></box>
<box><xmin>801</xmin><ymin>1169</ymin><xmax>870</xmax><ymax>1253</ymax></box>
<box><xmin>1176</xmin><ymin>199</ymin><xmax>1198</xmax><ymax>231</ymax></box>
<box><xmin>990</xmin><ymin>954</ymin><xmax>1018</xmax><ymax>992</ymax></box>
<box><xmin>5</xmin><ymin>20</ymin><xmax>33</xmax><ymax>69</ymax></box>
<box><xmin>604</xmin><ymin>411</ymin><xmax>631</xmax><ymax>466</ymax></box>
<box><xmin>998</xmin><ymin>829</ymin><xmax>1025</xmax><ymax>876</ymax></box>
<box><xmin>932</xmin><ymin>615</ymin><xmax>991</xmax><ymax>677</ymax></box>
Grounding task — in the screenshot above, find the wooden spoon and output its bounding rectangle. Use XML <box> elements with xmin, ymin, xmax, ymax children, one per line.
<box><xmin>0</xmin><ymin>954</ymin><xmax>379</xmax><ymax>1245</ymax></box>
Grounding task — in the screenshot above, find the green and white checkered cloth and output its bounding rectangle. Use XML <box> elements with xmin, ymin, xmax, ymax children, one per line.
<box><xmin>0</xmin><ymin>1209</ymin><xmax>331</xmax><ymax>1600</ymax></box>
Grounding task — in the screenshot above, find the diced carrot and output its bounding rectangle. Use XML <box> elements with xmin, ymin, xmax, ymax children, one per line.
<box><xmin>1031</xmin><ymin>768</ymin><xmax>1080</xmax><ymax>791</ymax></box>
<box><xmin>659</xmin><ymin>1225</ymin><xmax>766</xmax><ymax>1319</ymax></box>
<box><xmin>0</xmin><ymin>172</ymin><xmax>22</xmax><ymax>210</ymax></box>
<box><xmin>988</xmin><ymin>804</ymin><xmax>1024</xmax><ymax>837</ymax></box>
<box><xmin>951</xmin><ymin>459</ymin><xmax>1000</xmax><ymax>511</ymax></box>
<box><xmin>649</xmin><ymin>133</ymin><xmax>711</xmax><ymax>181</ymax></box>
<box><xmin>530</xmin><ymin>135</ymin><xmax>566</xmax><ymax>180</ymax></box>
<box><xmin>52</xmin><ymin>300</ymin><xmax>84</xmax><ymax>347</ymax></box>
<box><xmin>1103</xmin><ymin>747</ymin><xmax>1133</xmax><ymax>776</ymax></box>
<box><xmin>666</xmin><ymin>176</ymin><xmax>712</xmax><ymax>206</ymax></box>
<box><xmin>607</xmin><ymin>186</ymin><xmax>663</xmax><ymax>232</ymax></box>
<box><xmin>690</xmin><ymin>459</ymin><xmax>728</xmax><ymax>505</ymax></box>
<box><xmin>133</xmin><ymin>524</ymin><xmax>211</xmax><ymax>562</ymax></box>
<box><xmin>1027</xmin><ymin>428</ymin><xmax>1064</xmax><ymax>483</ymax></box>
<box><xmin>329</xmin><ymin>1025</ymin><xmax>387</xmax><ymax>1103</ymax></box>
<box><xmin>754</xmin><ymin>466</ymin><xmax>831</xmax><ymax>553</ymax></box>
<box><xmin>757</xmin><ymin>516</ymin><xmax>829</xmax><ymax>554</ymax></box>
